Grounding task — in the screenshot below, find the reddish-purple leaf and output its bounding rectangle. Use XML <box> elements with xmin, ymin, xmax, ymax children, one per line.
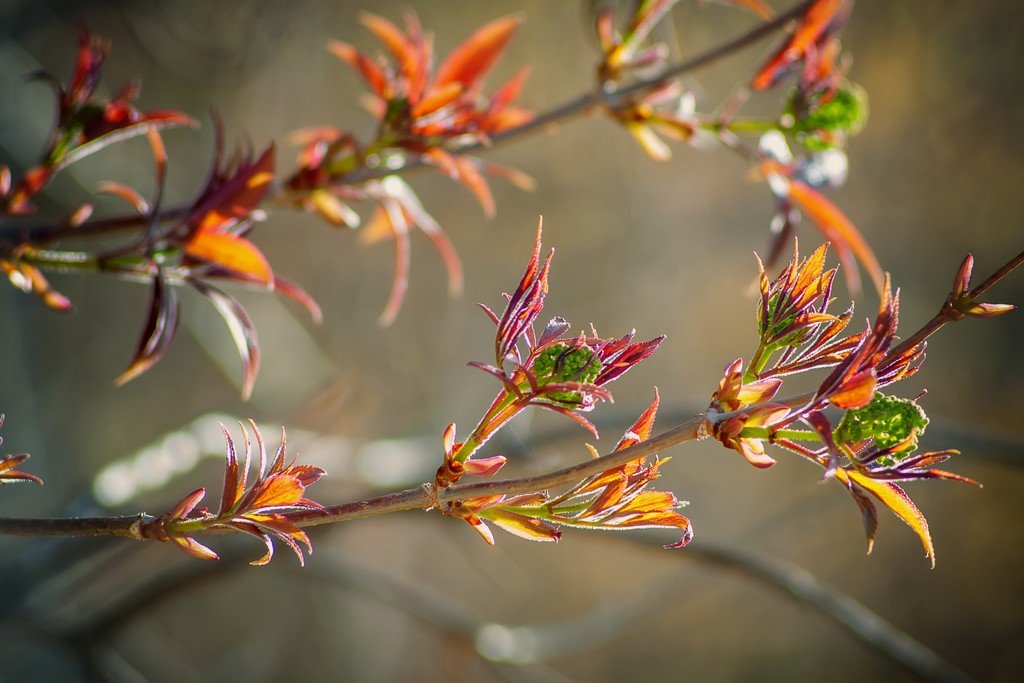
<box><xmin>170</xmin><ymin>535</ymin><xmax>220</xmax><ymax>561</ymax></box>
<box><xmin>116</xmin><ymin>274</ymin><xmax>180</xmax><ymax>387</ymax></box>
<box><xmin>169</xmin><ymin>487</ymin><xmax>207</xmax><ymax>521</ymax></box>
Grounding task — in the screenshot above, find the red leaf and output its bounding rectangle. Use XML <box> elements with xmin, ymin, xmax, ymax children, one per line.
<box><xmin>435</xmin><ymin>14</ymin><xmax>522</xmax><ymax>89</ymax></box>
<box><xmin>190</xmin><ymin>145</ymin><xmax>276</xmax><ymax>237</ymax></box>
<box><xmin>328</xmin><ymin>40</ymin><xmax>388</xmax><ymax>98</ymax></box>
<box><xmin>751</xmin><ymin>0</ymin><xmax>849</xmax><ymax>91</ymax></box>
<box><xmin>462</xmin><ymin>455</ymin><xmax>508</xmax><ymax>477</ymax></box>
<box><xmin>272</xmin><ymin>274</ymin><xmax>324</xmax><ymax>324</ymax></box>
<box><xmin>488</xmin><ymin>66</ymin><xmax>531</xmax><ymax>113</ymax></box>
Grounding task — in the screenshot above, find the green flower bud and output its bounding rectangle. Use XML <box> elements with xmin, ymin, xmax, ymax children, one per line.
<box><xmin>532</xmin><ymin>343</ymin><xmax>602</xmax><ymax>403</ymax></box>
<box><xmin>834</xmin><ymin>393</ymin><xmax>928</xmax><ymax>458</ymax></box>
<box><xmin>804</xmin><ymin>83</ymin><xmax>868</xmax><ymax>134</ymax></box>
<box><xmin>792</xmin><ymin>82</ymin><xmax>869</xmax><ymax>151</ymax></box>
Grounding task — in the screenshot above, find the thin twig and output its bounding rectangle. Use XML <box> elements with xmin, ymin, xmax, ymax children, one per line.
<box><xmin>31</xmin><ymin>533</ymin><xmax>970</xmax><ymax>683</ymax></box>
<box><xmin>887</xmin><ymin>248</ymin><xmax>1024</xmax><ymax>362</ymax></box>
<box><xmin>686</xmin><ymin>541</ymin><xmax>975</xmax><ymax>683</ymax></box>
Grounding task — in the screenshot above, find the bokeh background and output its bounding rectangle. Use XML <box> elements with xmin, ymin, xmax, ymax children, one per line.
<box><xmin>1</xmin><ymin>1</ymin><xmax>1023</xmax><ymax>681</ymax></box>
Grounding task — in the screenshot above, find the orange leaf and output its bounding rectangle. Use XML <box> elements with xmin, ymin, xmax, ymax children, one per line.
<box><xmin>360</xmin><ymin>13</ymin><xmax>415</xmax><ymax>75</ymax></box>
<box><xmin>828</xmin><ymin>369</ymin><xmax>876</xmax><ymax>409</ymax></box>
<box><xmin>0</xmin><ymin>453</ymin><xmax>43</xmax><ymax>485</ymax></box>
<box><xmin>488</xmin><ymin>66</ymin><xmax>531</xmax><ymax>112</ymax></box>
<box><xmin>412</xmin><ymin>82</ymin><xmax>464</xmax><ymax>118</ymax></box>
<box><xmin>453</xmin><ymin>156</ymin><xmax>495</xmax><ymax>218</ymax></box>
<box><xmin>309</xmin><ymin>189</ymin><xmax>360</xmax><ymax>228</ymax></box>
<box><xmin>246</xmin><ymin>473</ymin><xmax>305</xmax><ymax>510</ymax></box>
<box><xmin>627</xmin><ymin>122</ymin><xmax>672</xmax><ymax>162</ymax></box>
<box><xmin>788</xmin><ymin>180</ymin><xmax>884</xmax><ymax>295</ymax></box>
<box><xmin>435</xmin><ymin>14</ymin><xmax>522</xmax><ymax>89</ymax></box>
<box><xmin>836</xmin><ymin>469</ymin><xmax>935</xmax><ymax>567</ymax></box>
<box><xmin>185</xmin><ymin>232</ymin><xmax>272</xmax><ymax>286</ymax></box>
<box><xmin>327</xmin><ymin>40</ymin><xmax>388</xmax><ymax>97</ymax></box>
<box><xmin>719</xmin><ymin>0</ymin><xmax>775</xmax><ymax>20</ymax></box>
<box><xmin>466</xmin><ymin>515</ymin><xmax>495</xmax><ymax>546</ymax></box>
<box><xmin>616</xmin><ymin>389</ymin><xmax>660</xmax><ymax>450</ymax></box>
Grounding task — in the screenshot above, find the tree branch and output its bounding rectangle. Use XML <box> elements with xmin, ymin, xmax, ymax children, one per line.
<box><xmin>0</xmin><ymin>412</ymin><xmax>712</xmax><ymax>538</ymax></box>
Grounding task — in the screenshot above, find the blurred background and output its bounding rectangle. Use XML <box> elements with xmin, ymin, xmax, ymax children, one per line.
<box><xmin>1</xmin><ymin>1</ymin><xmax>1023</xmax><ymax>681</ymax></box>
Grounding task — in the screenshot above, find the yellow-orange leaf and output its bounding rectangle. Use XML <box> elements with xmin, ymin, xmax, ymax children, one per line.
<box><xmin>185</xmin><ymin>232</ymin><xmax>273</xmax><ymax>286</ymax></box>
<box><xmin>627</xmin><ymin>122</ymin><xmax>672</xmax><ymax>162</ymax></box>
<box><xmin>412</xmin><ymin>82</ymin><xmax>463</xmax><ymax>118</ymax></box>
<box><xmin>483</xmin><ymin>509</ymin><xmax>561</xmax><ymax>542</ymax></box>
<box><xmin>828</xmin><ymin>369</ymin><xmax>877</xmax><ymax>409</ymax></box>
<box><xmin>837</xmin><ymin>469</ymin><xmax>935</xmax><ymax>567</ymax></box>
<box><xmin>247</xmin><ymin>474</ymin><xmax>305</xmax><ymax>509</ymax></box>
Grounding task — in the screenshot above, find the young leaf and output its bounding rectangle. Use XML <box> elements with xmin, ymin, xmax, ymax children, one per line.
<box><xmin>189</xmin><ymin>279</ymin><xmax>261</xmax><ymax>400</ymax></box>
<box><xmin>116</xmin><ymin>274</ymin><xmax>181</xmax><ymax>387</ymax></box>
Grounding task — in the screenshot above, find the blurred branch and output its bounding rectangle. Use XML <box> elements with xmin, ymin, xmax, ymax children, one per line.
<box><xmin>679</xmin><ymin>541</ymin><xmax>974</xmax><ymax>683</ymax></box>
<box><xmin>20</xmin><ymin>532</ymin><xmax>971</xmax><ymax>683</ymax></box>
<box><xmin>3</xmin><ymin>0</ymin><xmax>813</xmax><ymax>243</ymax></box>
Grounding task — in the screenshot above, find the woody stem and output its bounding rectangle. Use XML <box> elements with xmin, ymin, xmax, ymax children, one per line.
<box><xmin>0</xmin><ymin>409</ymin><xmax>722</xmax><ymax>539</ymax></box>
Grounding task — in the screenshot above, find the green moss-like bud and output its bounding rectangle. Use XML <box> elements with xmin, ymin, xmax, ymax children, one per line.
<box><xmin>532</xmin><ymin>343</ymin><xmax>602</xmax><ymax>402</ymax></box>
<box><xmin>801</xmin><ymin>82</ymin><xmax>869</xmax><ymax>135</ymax></box>
<box><xmin>834</xmin><ymin>393</ymin><xmax>928</xmax><ymax>456</ymax></box>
